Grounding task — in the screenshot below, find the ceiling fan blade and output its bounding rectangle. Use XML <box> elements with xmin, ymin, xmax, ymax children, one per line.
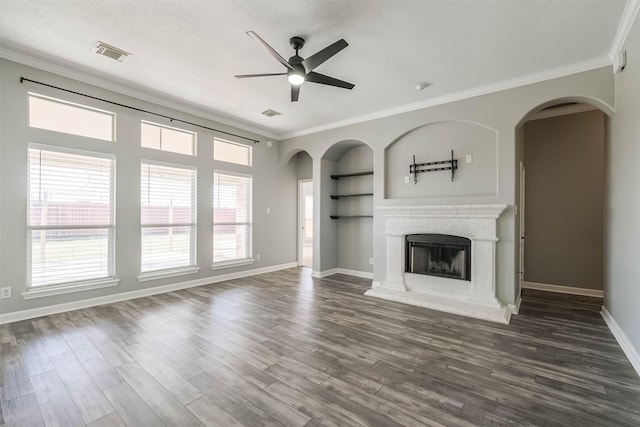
<box><xmin>234</xmin><ymin>73</ymin><xmax>287</xmax><ymax>79</ymax></box>
<box><xmin>246</xmin><ymin>31</ymin><xmax>294</xmax><ymax>71</ymax></box>
<box><xmin>306</xmin><ymin>72</ymin><xmax>355</xmax><ymax>90</ymax></box>
<box><xmin>291</xmin><ymin>85</ymin><xmax>300</xmax><ymax>102</ymax></box>
<box><xmin>301</xmin><ymin>39</ymin><xmax>348</xmax><ymax>73</ymax></box>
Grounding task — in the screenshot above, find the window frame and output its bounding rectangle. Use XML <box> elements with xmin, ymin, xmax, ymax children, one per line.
<box><xmin>213</xmin><ymin>137</ymin><xmax>253</xmax><ymax>167</ymax></box>
<box><xmin>139</xmin><ymin>159</ymin><xmax>198</xmax><ymax>279</ymax></box>
<box><xmin>28</xmin><ymin>92</ymin><xmax>116</xmax><ymax>142</ymax></box>
<box><xmin>212</xmin><ymin>169</ymin><xmax>253</xmax><ymax>269</ymax></box>
<box><xmin>26</xmin><ymin>143</ymin><xmax>117</xmax><ymax>291</ymax></box>
<box><xmin>140</xmin><ymin>120</ymin><xmax>197</xmax><ymax>156</ymax></box>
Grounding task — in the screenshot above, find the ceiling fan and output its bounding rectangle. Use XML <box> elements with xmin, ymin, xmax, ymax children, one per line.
<box><xmin>235</xmin><ymin>31</ymin><xmax>355</xmax><ymax>102</ymax></box>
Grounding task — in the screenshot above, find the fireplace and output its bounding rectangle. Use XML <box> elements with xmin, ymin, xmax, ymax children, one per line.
<box><xmin>365</xmin><ymin>204</ymin><xmax>510</xmax><ymax>324</ymax></box>
<box><xmin>406</xmin><ymin>234</ymin><xmax>471</xmax><ymax>281</ymax></box>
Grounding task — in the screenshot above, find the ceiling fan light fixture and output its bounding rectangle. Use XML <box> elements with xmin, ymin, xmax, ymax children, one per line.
<box><xmin>287</xmin><ymin>72</ymin><xmax>305</xmax><ymax>85</ymax></box>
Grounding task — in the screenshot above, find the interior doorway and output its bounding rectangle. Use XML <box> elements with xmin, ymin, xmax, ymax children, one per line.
<box><xmin>298</xmin><ymin>180</ymin><xmax>313</xmax><ymax>267</ymax></box>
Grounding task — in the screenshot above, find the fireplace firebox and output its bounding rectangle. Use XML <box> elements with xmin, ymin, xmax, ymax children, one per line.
<box><xmin>405</xmin><ymin>234</ymin><xmax>471</xmax><ymax>281</ymax></box>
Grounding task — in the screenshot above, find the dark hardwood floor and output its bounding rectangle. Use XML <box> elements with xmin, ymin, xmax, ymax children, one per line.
<box><xmin>1</xmin><ymin>268</ymin><xmax>639</xmax><ymax>426</ymax></box>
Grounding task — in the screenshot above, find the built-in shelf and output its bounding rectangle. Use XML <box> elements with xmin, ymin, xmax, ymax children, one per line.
<box><xmin>330</xmin><ymin>171</ymin><xmax>373</xmax><ymax>180</ymax></box>
<box><xmin>330</xmin><ymin>170</ymin><xmax>373</xmax><ymax>220</ymax></box>
<box><xmin>330</xmin><ymin>193</ymin><xmax>373</xmax><ymax>200</ymax></box>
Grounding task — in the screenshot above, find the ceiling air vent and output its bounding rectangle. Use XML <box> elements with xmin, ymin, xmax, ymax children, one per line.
<box><xmin>93</xmin><ymin>41</ymin><xmax>131</xmax><ymax>62</ymax></box>
<box><xmin>261</xmin><ymin>109</ymin><xmax>282</xmax><ymax>117</ymax></box>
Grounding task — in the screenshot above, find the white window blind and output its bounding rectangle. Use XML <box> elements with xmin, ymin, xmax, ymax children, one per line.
<box><xmin>213</xmin><ymin>171</ymin><xmax>252</xmax><ymax>264</ymax></box>
<box><xmin>213</xmin><ymin>138</ymin><xmax>252</xmax><ymax>166</ymax></box>
<box><xmin>27</xmin><ymin>146</ymin><xmax>115</xmax><ymax>287</ymax></box>
<box><xmin>141</xmin><ymin>121</ymin><xmax>195</xmax><ymax>156</ymax></box>
<box><xmin>29</xmin><ymin>93</ymin><xmax>115</xmax><ymax>141</ymax></box>
<box><xmin>141</xmin><ymin>162</ymin><xmax>196</xmax><ymax>273</ymax></box>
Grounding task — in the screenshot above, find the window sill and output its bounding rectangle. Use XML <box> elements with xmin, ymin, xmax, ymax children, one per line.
<box><xmin>211</xmin><ymin>259</ymin><xmax>255</xmax><ymax>271</ymax></box>
<box><xmin>23</xmin><ymin>278</ymin><xmax>120</xmax><ymax>300</ymax></box>
<box><xmin>138</xmin><ymin>266</ymin><xmax>200</xmax><ymax>282</ymax></box>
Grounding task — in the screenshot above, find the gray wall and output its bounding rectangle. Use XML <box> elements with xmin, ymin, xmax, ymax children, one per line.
<box><xmin>0</xmin><ymin>58</ymin><xmax>298</xmax><ymax>316</ymax></box>
<box><xmin>524</xmin><ymin>110</ymin><xmax>605</xmax><ymax>290</ymax></box>
<box><xmin>336</xmin><ymin>146</ymin><xmax>373</xmax><ymax>273</ymax></box>
<box><xmin>606</xmin><ymin>14</ymin><xmax>640</xmax><ymax>357</ymax></box>
<box><xmin>386</xmin><ymin>121</ymin><xmax>497</xmax><ymax>199</ymax></box>
<box><xmin>280</xmin><ymin>66</ymin><xmax>615</xmax><ymax>306</ymax></box>
<box><xmin>295</xmin><ymin>151</ymin><xmax>313</xmax><ymax>179</ymax></box>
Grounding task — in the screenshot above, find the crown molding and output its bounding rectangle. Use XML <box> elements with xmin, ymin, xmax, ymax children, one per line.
<box><xmin>0</xmin><ymin>47</ymin><xmax>280</xmax><ymax>141</ymax></box>
<box><xmin>526</xmin><ymin>103</ymin><xmax>597</xmax><ymax>122</ymax></box>
<box><xmin>608</xmin><ymin>0</ymin><xmax>640</xmax><ymax>63</ymax></box>
<box><xmin>1</xmin><ymin>46</ymin><xmax>613</xmax><ymax>143</ymax></box>
<box><xmin>279</xmin><ymin>56</ymin><xmax>611</xmax><ymax>140</ymax></box>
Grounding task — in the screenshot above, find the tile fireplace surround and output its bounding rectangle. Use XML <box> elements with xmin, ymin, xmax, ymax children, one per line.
<box><xmin>366</xmin><ymin>204</ymin><xmax>511</xmax><ymax>324</ymax></box>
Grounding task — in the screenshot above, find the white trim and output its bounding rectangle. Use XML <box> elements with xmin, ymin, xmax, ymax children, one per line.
<box><xmin>211</xmin><ymin>259</ymin><xmax>255</xmax><ymax>270</ymax></box>
<box><xmin>335</xmin><ymin>268</ymin><xmax>374</xmax><ymax>279</ymax></box>
<box><xmin>508</xmin><ymin>295</ymin><xmax>523</xmax><ymax>315</ymax></box>
<box><xmin>0</xmin><ymin>47</ymin><xmax>277</xmax><ymax>141</ymax></box>
<box><xmin>526</xmin><ymin>103</ymin><xmax>597</xmax><ymax>122</ymax></box>
<box><xmin>279</xmin><ymin>56</ymin><xmax>612</xmax><ymax>140</ymax></box>
<box><xmin>522</xmin><ymin>281</ymin><xmax>604</xmax><ymax>298</ymax></box>
<box><xmin>312</xmin><ymin>268</ymin><xmax>338</xmax><ymax>278</ymax></box>
<box><xmin>2</xmin><ymin>262</ymin><xmax>297</xmax><ymax>325</ymax></box>
<box><xmin>608</xmin><ymin>0</ymin><xmax>640</xmax><ymax>65</ymax></box>
<box><xmin>22</xmin><ymin>278</ymin><xmax>119</xmax><ymax>300</ymax></box>
<box><xmin>138</xmin><ymin>266</ymin><xmax>199</xmax><ymax>282</ymax></box>
<box><xmin>371</xmin><ymin>281</ymin><xmax>382</xmax><ymax>288</ymax></box>
<box><xmin>601</xmin><ymin>306</ymin><xmax>640</xmax><ymax>377</ymax></box>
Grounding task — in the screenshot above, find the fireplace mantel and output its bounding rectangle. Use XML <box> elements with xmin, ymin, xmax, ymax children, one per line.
<box><xmin>366</xmin><ymin>204</ymin><xmax>511</xmax><ymax>323</ymax></box>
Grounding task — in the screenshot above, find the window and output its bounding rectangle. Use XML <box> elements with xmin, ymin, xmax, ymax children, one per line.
<box><xmin>213</xmin><ymin>171</ymin><xmax>252</xmax><ymax>266</ymax></box>
<box><xmin>141</xmin><ymin>162</ymin><xmax>196</xmax><ymax>274</ymax></box>
<box><xmin>27</xmin><ymin>145</ymin><xmax>115</xmax><ymax>287</ymax></box>
<box><xmin>214</xmin><ymin>138</ymin><xmax>252</xmax><ymax>166</ymax></box>
<box><xmin>141</xmin><ymin>121</ymin><xmax>196</xmax><ymax>156</ymax></box>
<box><xmin>29</xmin><ymin>93</ymin><xmax>115</xmax><ymax>141</ymax></box>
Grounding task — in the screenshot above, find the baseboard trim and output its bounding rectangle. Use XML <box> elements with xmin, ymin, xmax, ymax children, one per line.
<box><xmin>601</xmin><ymin>306</ymin><xmax>640</xmax><ymax>377</ymax></box>
<box><xmin>522</xmin><ymin>281</ymin><xmax>603</xmax><ymax>298</ymax></box>
<box><xmin>508</xmin><ymin>295</ymin><xmax>523</xmax><ymax>315</ymax></box>
<box><xmin>311</xmin><ymin>269</ymin><xmax>338</xmax><ymax>278</ymax></box>
<box><xmin>0</xmin><ymin>262</ymin><xmax>298</xmax><ymax>325</ymax></box>
<box><xmin>335</xmin><ymin>268</ymin><xmax>374</xmax><ymax>279</ymax></box>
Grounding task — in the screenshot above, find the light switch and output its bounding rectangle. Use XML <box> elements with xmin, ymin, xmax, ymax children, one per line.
<box><xmin>404</xmin><ymin>175</ymin><xmax>410</xmax><ymax>184</ymax></box>
<box><xmin>266</xmin><ymin>207</ymin><xmax>271</xmax><ymax>214</ymax></box>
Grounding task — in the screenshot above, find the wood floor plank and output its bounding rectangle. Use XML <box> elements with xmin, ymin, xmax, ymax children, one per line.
<box><xmin>0</xmin><ymin>393</ymin><xmax>45</xmax><ymax>427</ymax></box>
<box><xmin>115</xmin><ymin>361</ymin><xmax>204</xmax><ymax>426</ymax></box>
<box><xmin>29</xmin><ymin>369</ymin><xmax>85</xmax><ymax>427</ymax></box>
<box><xmin>186</xmin><ymin>396</ymin><xmax>244</xmax><ymax>427</ymax></box>
<box><xmin>3</xmin><ymin>269</ymin><xmax>640</xmax><ymax>427</ymax></box>
<box><xmin>49</xmin><ymin>352</ymin><xmax>114</xmax><ymax>423</ymax></box>
<box><xmin>102</xmin><ymin>382</ymin><xmax>165</xmax><ymax>427</ymax></box>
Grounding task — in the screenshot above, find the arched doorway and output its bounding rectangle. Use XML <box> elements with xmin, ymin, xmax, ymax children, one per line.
<box><xmin>515</xmin><ymin>99</ymin><xmax>612</xmax><ymax>302</ymax></box>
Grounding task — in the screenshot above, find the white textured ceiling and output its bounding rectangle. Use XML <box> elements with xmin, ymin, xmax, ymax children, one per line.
<box><xmin>0</xmin><ymin>1</ymin><xmax>626</xmax><ymax>138</ymax></box>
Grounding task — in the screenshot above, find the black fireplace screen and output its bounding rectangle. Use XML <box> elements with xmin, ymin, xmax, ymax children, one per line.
<box><xmin>406</xmin><ymin>234</ymin><xmax>471</xmax><ymax>281</ymax></box>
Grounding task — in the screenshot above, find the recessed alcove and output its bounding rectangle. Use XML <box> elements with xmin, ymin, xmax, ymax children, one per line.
<box><xmin>385</xmin><ymin>121</ymin><xmax>498</xmax><ymax>199</ymax></box>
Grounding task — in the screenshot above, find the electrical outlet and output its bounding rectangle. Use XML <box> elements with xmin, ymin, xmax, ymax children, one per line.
<box><xmin>369</xmin><ymin>257</ymin><xmax>374</xmax><ymax>265</ymax></box>
<box><xmin>256</xmin><ymin>254</ymin><xmax>261</xmax><ymax>261</ymax></box>
<box><xmin>0</xmin><ymin>287</ymin><xmax>11</xmax><ymax>299</ymax></box>
<box><xmin>404</xmin><ymin>175</ymin><xmax>410</xmax><ymax>184</ymax></box>
<box><xmin>466</xmin><ymin>154</ymin><xmax>473</xmax><ymax>164</ymax></box>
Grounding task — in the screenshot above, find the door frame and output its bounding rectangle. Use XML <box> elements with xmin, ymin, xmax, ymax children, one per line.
<box><xmin>518</xmin><ymin>161</ymin><xmax>526</xmax><ymax>295</ymax></box>
<box><xmin>298</xmin><ymin>179</ymin><xmax>313</xmax><ymax>267</ymax></box>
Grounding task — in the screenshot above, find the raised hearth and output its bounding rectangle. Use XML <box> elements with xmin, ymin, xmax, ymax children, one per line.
<box><xmin>365</xmin><ymin>204</ymin><xmax>510</xmax><ymax>323</ymax></box>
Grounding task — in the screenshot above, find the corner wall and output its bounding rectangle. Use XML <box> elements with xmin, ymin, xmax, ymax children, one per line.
<box><xmin>606</xmin><ymin>10</ymin><xmax>640</xmax><ymax>371</ymax></box>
